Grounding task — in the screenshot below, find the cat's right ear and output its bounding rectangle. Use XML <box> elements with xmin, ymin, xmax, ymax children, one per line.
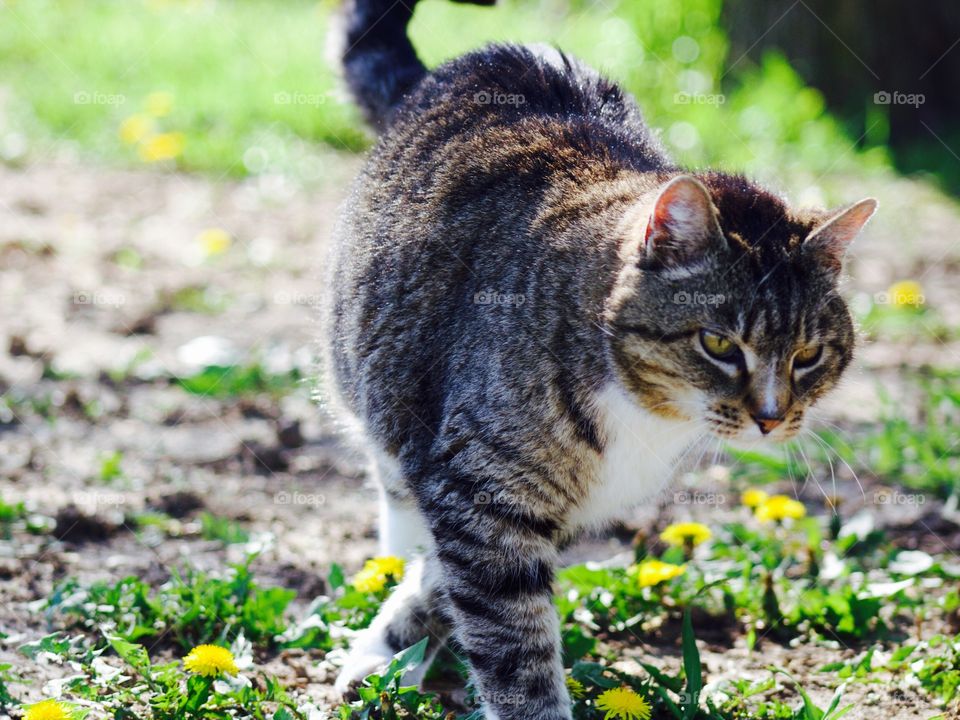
<box><xmin>642</xmin><ymin>175</ymin><xmax>724</xmax><ymax>268</ymax></box>
<box><xmin>803</xmin><ymin>198</ymin><xmax>878</xmax><ymax>273</ymax></box>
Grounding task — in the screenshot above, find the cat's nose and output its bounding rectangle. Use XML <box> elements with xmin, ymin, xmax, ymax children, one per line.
<box><xmin>751</xmin><ymin>413</ymin><xmax>784</xmax><ymax>435</ymax></box>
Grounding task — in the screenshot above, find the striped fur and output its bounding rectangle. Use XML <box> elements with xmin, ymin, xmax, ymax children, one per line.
<box><xmin>322</xmin><ymin>1</ymin><xmax>875</xmax><ymax>717</ymax></box>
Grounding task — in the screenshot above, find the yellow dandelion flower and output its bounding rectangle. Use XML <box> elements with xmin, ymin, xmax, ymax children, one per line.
<box><xmin>196</xmin><ymin>227</ymin><xmax>232</xmax><ymax>257</ymax></box>
<box><xmin>183</xmin><ymin>644</ymin><xmax>239</xmax><ymax>677</ymax></box>
<box><xmin>888</xmin><ymin>280</ymin><xmax>924</xmax><ymax>308</ymax></box>
<box><xmin>145</xmin><ymin>91</ymin><xmax>174</xmax><ymax>117</ymax></box>
<box><xmin>741</xmin><ymin>489</ymin><xmax>769</xmax><ymax>508</ymax></box>
<box><xmin>24</xmin><ymin>700</ymin><xmax>72</xmax><ymax>720</ymax></box>
<box><xmin>352</xmin><ymin>555</ymin><xmax>405</xmax><ymax>593</ymax></box>
<box><xmin>755</xmin><ymin>495</ymin><xmax>807</xmax><ymax>523</ymax></box>
<box><xmin>566</xmin><ymin>676</ymin><xmax>586</xmax><ymax>699</ymax></box>
<box><xmin>119</xmin><ymin>114</ymin><xmax>152</xmax><ymax>145</ymax></box>
<box><xmin>660</xmin><ymin>522</ymin><xmax>711</xmax><ymax>547</ymax></box>
<box><xmin>138</xmin><ymin>132</ymin><xmax>185</xmax><ymax>162</ymax></box>
<box><xmin>352</xmin><ymin>565</ymin><xmax>386</xmax><ymax>593</ymax></box>
<box><xmin>634</xmin><ymin>559</ymin><xmax>685</xmax><ymax>588</ymax></box>
<box><xmin>595</xmin><ymin>686</ymin><xmax>652</xmax><ymax>720</ymax></box>
<box><xmin>371</xmin><ymin>555</ymin><xmax>405</xmax><ymax>579</ymax></box>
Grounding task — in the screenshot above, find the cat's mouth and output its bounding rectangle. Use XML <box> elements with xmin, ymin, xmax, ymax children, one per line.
<box><xmin>704</xmin><ymin>405</ymin><xmax>806</xmax><ymax>445</ymax></box>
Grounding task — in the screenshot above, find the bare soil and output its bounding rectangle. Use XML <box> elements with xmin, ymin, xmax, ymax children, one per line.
<box><xmin>1</xmin><ymin>157</ymin><xmax>959</xmax><ymax>718</ymax></box>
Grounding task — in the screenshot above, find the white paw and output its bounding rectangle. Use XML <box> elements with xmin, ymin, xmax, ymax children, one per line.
<box><xmin>334</xmin><ymin>631</ymin><xmax>431</xmax><ymax>696</ymax></box>
<box><xmin>334</xmin><ymin>648</ymin><xmax>394</xmax><ymax>696</ymax></box>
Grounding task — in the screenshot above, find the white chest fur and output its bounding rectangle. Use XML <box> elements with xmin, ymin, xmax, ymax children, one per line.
<box><xmin>567</xmin><ymin>383</ymin><xmax>703</xmax><ymax>531</ymax></box>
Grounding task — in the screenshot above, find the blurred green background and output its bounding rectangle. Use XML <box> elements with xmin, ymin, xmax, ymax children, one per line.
<box><xmin>0</xmin><ymin>0</ymin><xmax>956</xmax><ymax>190</ymax></box>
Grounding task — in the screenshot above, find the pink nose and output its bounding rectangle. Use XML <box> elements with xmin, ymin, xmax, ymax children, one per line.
<box><xmin>752</xmin><ymin>415</ymin><xmax>783</xmax><ymax>434</ymax></box>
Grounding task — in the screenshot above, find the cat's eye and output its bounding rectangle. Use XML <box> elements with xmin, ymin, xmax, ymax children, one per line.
<box><xmin>699</xmin><ymin>330</ymin><xmax>739</xmax><ymax>361</ymax></box>
<box><xmin>793</xmin><ymin>345</ymin><xmax>823</xmax><ymax>369</ymax></box>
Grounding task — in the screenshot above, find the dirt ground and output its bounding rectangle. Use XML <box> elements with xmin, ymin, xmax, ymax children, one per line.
<box><xmin>1</xmin><ymin>156</ymin><xmax>959</xmax><ymax>718</ymax></box>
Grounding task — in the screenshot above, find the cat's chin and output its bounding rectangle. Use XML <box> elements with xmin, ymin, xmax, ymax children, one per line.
<box><xmin>719</xmin><ymin>424</ymin><xmax>800</xmax><ymax>449</ymax></box>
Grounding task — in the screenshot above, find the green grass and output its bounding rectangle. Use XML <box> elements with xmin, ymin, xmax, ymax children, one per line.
<box><xmin>45</xmin><ymin>556</ymin><xmax>299</xmax><ymax>651</ymax></box>
<box><xmin>200</xmin><ymin>512</ymin><xmax>252</xmax><ymax>545</ymax></box>
<box><xmin>2</xmin><ymin>2</ymin><xmax>953</xmax><ymax>717</ymax></box>
<box><xmin>12</xmin><ymin>492</ymin><xmax>960</xmax><ymax>718</ymax></box>
<box><xmin>0</xmin><ymin>0</ymin><xmax>367</xmax><ymax>174</ymax></box>
<box><xmin>0</xmin><ymin>0</ymin><xmax>890</xmax><ymax>187</ymax></box>
<box><xmin>175</xmin><ymin>361</ymin><xmax>303</xmax><ymax>399</ymax></box>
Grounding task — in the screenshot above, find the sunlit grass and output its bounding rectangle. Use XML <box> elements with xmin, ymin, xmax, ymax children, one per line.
<box><xmin>0</xmin><ymin>0</ymin><xmax>889</xmax><ymax>185</ymax></box>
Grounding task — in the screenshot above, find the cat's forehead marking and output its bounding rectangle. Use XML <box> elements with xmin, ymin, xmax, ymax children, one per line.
<box><xmin>736</xmin><ymin>310</ymin><xmax>746</xmax><ymax>336</ymax></box>
<box><xmin>660</xmin><ymin>262</ymin><xmax>709</xmax><ymax>281</ymax></box>
<box><xmin>724</xmin><ymin>230</ymin><xmax>750</xmax><ymax>253</ymax></box>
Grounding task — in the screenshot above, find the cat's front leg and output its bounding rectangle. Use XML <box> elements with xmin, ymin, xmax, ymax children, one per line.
<box><xmin>431</xmin><ymin>500</ymin><xmax>571</xmax><ymax>720</ymax></box>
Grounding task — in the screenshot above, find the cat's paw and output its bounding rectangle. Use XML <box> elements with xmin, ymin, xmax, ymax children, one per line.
<box><xmin>334</xmin><ymin>631</ymin><xmax>430</xmax><ymax>697</ymax></box>
<box><xmin>334</xmin><ymin>646</ymin><xmax>394</xmax><ymax>697</ymax></box>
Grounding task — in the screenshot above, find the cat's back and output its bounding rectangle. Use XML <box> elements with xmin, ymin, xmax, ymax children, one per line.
<box><xmin>332</xmin><ymin>41</ymin><xmax>668</xmax><ymax>313</ymax></box>
<box><xmin>326</xmin><ymin>40</ymin><xmax>667</xmax><ymax>456</ymax></box>
<box><xmin>380</xmin><ymin>43</ymin><xmax>668</xmax><ymax>187</ymax></box>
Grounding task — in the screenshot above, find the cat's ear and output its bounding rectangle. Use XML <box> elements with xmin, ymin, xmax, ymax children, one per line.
<box><xmin>804</xmin><ymin>198</ymin><xmax>878</xmax><ymax>272</ymax></box>
<box><xmin>643</xmin><ymin>175</ymin><xmax>723</xmax><ymax>268</ymax></box>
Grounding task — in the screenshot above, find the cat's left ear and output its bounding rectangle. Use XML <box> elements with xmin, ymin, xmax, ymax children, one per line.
<box><xmin>804</xmin><ymin>198</ymin><xmax>878</xmax><ymax>272</ymax></box>
<box><xmin>642</xmin><ymin>175</ymin><xmax>724</xmax><ymax>268</ymax></box>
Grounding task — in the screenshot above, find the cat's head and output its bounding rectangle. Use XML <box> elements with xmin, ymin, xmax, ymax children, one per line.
<box><xmin>606</xmin><ymin>173</ymin><xmax>876</xmax><ymax>444</ymax></box>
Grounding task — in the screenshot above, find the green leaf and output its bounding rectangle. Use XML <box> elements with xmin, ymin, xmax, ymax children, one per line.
<box><xmin>571</xmin><ymin>661</ymin><xmax>619</xmax><ymax>689</ymax></box>
<box><xmin>19</xmin><ymin>633</ymin><xmax>72</xmax><ymax>660</ymax></box>
<box><xmin>108</xmin><ymin>636</ymin><xmax>152</xmax><ymax>673</ymax></box>
<box><xmin>891</xmin><ymin>645</ymin><xmax>917</xmax><ymax>663</ymax></box>
<box><xmin>774</xmin><ymin>669</ymin><xmax>830</xmax><ymax>720</ymax></box>
<box><xmin>681</xmin><ymin>609</ymin><xmax>703</xmax><ymax>720</ymax></box>
<box><xmin>561</xmin><ymin>625</ymin><xmax>596</xmax><ymax>665</ymax></box>
<box><xmin>640</xmin><ymin>663</ymin><xmax>684</xmax><ymax>694</ymax></box>
<box><xmin>651</xmin><ymin>684</ymin><xmax>683</xmax><ymax>719</ymax></box>
<box><xmin>373</xmin><ymin>637</ymin><xmax>428</xmax><ymax>691</ymax></box>
<box><xmin>329</xmin><ymin>563</ymin><xmax>346</xmax><ymax>590</ymax></box>
<box><xmin>182</xmin><ymin>675</ymin><xmax>213</xmax><ymax>714</ymax></box>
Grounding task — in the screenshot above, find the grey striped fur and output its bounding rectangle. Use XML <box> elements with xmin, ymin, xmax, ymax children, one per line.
<box><xmin>321</xmin><ymin>1</ymin><xmax>876</xmax><ymax>717</ymax></box>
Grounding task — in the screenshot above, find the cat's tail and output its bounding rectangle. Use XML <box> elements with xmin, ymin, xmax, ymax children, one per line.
<box><xmin>337</xmin><ymin>0</ymin><xmax>495</xmax><ymax>132</ymax></box>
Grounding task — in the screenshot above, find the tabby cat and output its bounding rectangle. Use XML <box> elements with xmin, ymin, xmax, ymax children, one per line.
<box><xmin>323</xmin><ymin>0</ymin><xmax>876</xmax><ymax>717</ymax></box>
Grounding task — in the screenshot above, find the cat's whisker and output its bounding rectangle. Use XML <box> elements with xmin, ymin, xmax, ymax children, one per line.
<box><xmin>709</xmin><ymin>437</ymin><xmax>724</xmax><ymax>468</ymax></box>
<box><xmin>784</xmin><ymin>442</ymin><xmax>802</xmax><ymax>496</ymax></box>
<box><xmin>795</xmin><ymin>436</ymin><xmax>837</xmax><ymax>507</ymax></box>
<box><xmin>806</xmin><ymin>415</ymin><xmax>873</xmax><ymax>471</ymax></box>
<box><xmin>688</xmin><ymin>434</ymin><xmax>714</xmax><ymax>472</ymax></box>
<box><xmin>669</xmin><ymin>426</ymin><xmax>713</xmax><ymax>473</ymax></box>
<box><xmin>803</xmin><ymin>428</ymin><xmax>865</xmax><ymax>502</ymax></box>
<box><xmin>804</xmin><ymin>429</ymin><xmax>839</xmax><ymax>502</ymax></box>
<box><xmin>794</xmin><ymin>437</ymin><xmax>828</xmax><ymax>505</ymax></box>
<box><xmin>590</xmin><ymin>319</ymin><xmax>615</xmax><ymax>338</ymax></box>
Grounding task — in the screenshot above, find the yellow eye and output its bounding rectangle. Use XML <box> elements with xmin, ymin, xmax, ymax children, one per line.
<box><xmin>700</xmin><ymin>330</ymin><xmax>738</xmax><ymax>360</ymax></box>
<box><xmin>794</xmin><ymin>345</ymin><xmax>822</xmax><ymax>368</ymax></box>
